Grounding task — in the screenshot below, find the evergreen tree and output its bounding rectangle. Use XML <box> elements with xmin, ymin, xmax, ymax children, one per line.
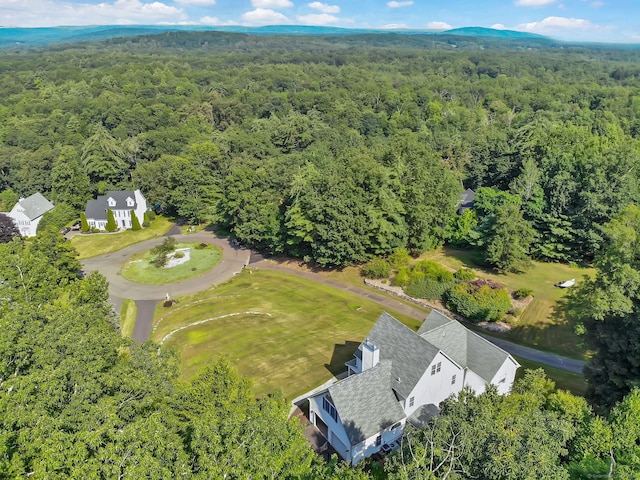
<box><xmin>105</xmin><ymin>209</ymin><xmax>117</xmax><ymax>232</ymax></box>
<box><xmin>80</xmin><ymin>212</ymin><xmax>89</xmax><ymax>232</ymax></box>
<box><xmin>131</xmin><ymin>210</ymin><xmax>141</xmax><ymax>230</ymax></box>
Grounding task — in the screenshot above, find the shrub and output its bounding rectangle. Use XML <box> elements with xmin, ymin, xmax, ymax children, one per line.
<box><xmin>361</xmin><ymin>258</ymin><xmax>391</xmax><ymax>279</ymax></box>
<box><xmin>80</xmin><ymin>212</ymin><xmax>90</xmax><ymax>233</ymax></box>
<box><xmin>454</xmin><ymin>268</ymin><xmax>476</xmax><ymax>281</ymax></box>
<box><xmin>173</xmin><ymin>250</ymin><xmax>185</xmax><ymax>259</ymax></box>
<box><xmin>392</xmin><ymin>267</ymin><xmax>411</xmax><ymax>287</ymax></box>
<box><xmin>446</xmin><ymin>281</ymin><xmax>511</xmax><ymax>322</ymax></box>
<box><xmin>405</xmin><ymin>278</ymin><xmax>454</xmax><ymax>301</ymax></box>
<box><xmin>195</xmin><ymin>243</ymin><xmax>209</xmax><ymax>250</ymax></box>
<box><xmin>142</xmin><ymin>211</ymin><xmax>151</xmax><ymax>228</ymax></box>
<box><xmin>388</xmin><ymin>248</ymin><xmax>411</xmax><ymax>269</ymax></box>
<box><xmin>151</xmin><ymin>236</ymin><xmax>176</xmax><ymax>267</ymax></box>
<box><xmin>131</xmin><ymin>210</ymin><xmax>141</xmax><ymax>231</ymax></box>
<box><xmin>147</xmin><ymin>210</ymin><xmax>156</xmax><ymax>221</ymax></box>
<box><xmin>411</xmin><ymin>260</ymin><xmax>454</xmax><ymax>283</ymax></box>
<box><xmin>105</xmin><ymin>209</ymin><xmax>117</xmax><ymax>232</ymax></box>
<box><xmin>512</xmin><ymin>288</ymin><xmax>533</xmax><ymax>299</ymax></box>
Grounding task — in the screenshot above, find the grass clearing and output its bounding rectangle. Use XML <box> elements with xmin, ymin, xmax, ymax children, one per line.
<box><xmin>420</xmin><ymin>248</ymin><xmax>594</xmax><ymax>359</ymax></box>
<box><xmin>515</xmin><ymin>357</ymin><xmax>587</xmax><ymax>397</ymax></box>
<box><xmin>71</xmin><ymin>216</ymin><xmax>173</xmax><ymax>259</ymax></box>
<box><xmin>153</xmin><ymin>269</ymin><xmax>421</xmax><ymax>400</ymax></box>
<box><xmin>120</xmin><ymin>299</ymin><xmax>137</xmax><ymax>338</ymax></box>
<box><xmin>120</xmin><ymin>243</ymin><xmax>221</xmax><ymax>284</ymax></box>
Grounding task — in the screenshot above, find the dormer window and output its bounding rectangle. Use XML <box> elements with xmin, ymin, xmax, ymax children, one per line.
<box><xmin>126</xmin><ymin>197</ymin><xmax>134</xmax><ymax>207</ymax></box>
<box><xmin>107</xmin><ymin>197</ymin><xmax>116</xmax><ymax>207</ymax></box>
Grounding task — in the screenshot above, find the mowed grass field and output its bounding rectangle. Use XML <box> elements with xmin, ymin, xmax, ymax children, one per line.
<box><xmin>121</xmin><ymin>243</ymin><xmax>221</xmax><ymax>284</ymax></box>
<box><xmin>421</xmin><ymin>248</ymin><xmax>594</xmax><ymax>359</ymax></box>
<box><xmin>70</xmin><ymin>216</ymin><xmax>174</xmax><ymax>259</ymax></box>
<box><xmin>152</xmin><ymin>269</ymin><xmax>421</xmax><ymax>400</ymax></box>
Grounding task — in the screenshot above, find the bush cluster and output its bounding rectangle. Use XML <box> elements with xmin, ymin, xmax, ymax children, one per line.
<box><xmin>512</xmin><ymin>288</ymin><xmax>533</xmax><ymax>299</ymax></box>
<box><xmin>361</xmin><ymin>258</ymin><xmax>392</xmax><ymax>279</ymax></box>
<box><xmin>405</xmin><ymin>278</ymin><xmax>455</xmax><ymax>301</ymax></box>
<box><xmin>151</xmin><ymin>236</ymin><xmax>176</xmax><ymax>267</ymax></box>
<box><xmin>446</xmin><ymin>279</ymin><xmax>512</xmax><ymax>322</ymax></box>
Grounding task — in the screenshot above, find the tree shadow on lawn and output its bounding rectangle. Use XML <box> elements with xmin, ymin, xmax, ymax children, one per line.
<box><xmin>325</xmin><ymin>341</ymin><xmax>361</xmax><ymax>377</ymax></box>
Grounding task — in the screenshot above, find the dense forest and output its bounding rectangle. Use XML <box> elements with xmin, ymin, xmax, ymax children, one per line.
<box><xmin>2</xmin><ymin>32</ymin><xmax>640</xmax><ymax>477</ymax></box>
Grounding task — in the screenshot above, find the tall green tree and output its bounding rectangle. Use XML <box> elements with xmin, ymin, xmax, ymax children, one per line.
<box><xmin>570</xmin><ymin>205</ymin><xmax>640</xmax><ymax>409</ymax></box>
<box><xmin>50</xmin><ymin>146</ymin><xmax>91</xmax><ymax>210</ymax></box>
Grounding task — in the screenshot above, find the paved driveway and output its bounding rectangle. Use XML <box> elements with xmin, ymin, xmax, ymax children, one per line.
<box><xmin>81</xmin><ymin>231</ymin><xmax>250</xmax><ymax>341</ymax></box>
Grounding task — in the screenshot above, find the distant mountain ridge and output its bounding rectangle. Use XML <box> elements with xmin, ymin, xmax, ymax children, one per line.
<box><xmin>0</xmin><ymin>24</ymin><xmax>550</xmax><ymax>48</ymax></box>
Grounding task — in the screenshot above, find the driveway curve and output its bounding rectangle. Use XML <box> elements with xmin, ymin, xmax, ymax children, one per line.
<box><xmin>81</xmin><ymin>231</ymin><xmax>250</xmax><ymax>341</ymax></box>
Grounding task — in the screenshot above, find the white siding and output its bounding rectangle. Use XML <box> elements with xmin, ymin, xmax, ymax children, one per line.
<box><xmin>6</xmin><ymin>210</ymin><xmax>34</xmax><ymax>237</ymax></box>
<box><xmin>351</xmin><ymin>420</ymin><xmax>405</xmax><ymax>465</ymax></box>
<box><xmin>462</xmin><ymin>369</ymin><xmax>488</xmax><ymax>394</ymax></box>
<box><xmin>308</xmin><ymin>394</ymin><xmax>352</xmax><ymax>462</ymax></box>
<box><xmin>490</xmin><ymin>358</ymin><xmax>519</xmax><ymax>394</ymax></box>
<box><xmin>405</xmin><ymin>352</ymin><xmax>462</xmax><ymax>416</ymax></box>
<box><xmin>134</xmin><ymin>189</ymin><xmax>147</xmax><ymax>224</ymax></box>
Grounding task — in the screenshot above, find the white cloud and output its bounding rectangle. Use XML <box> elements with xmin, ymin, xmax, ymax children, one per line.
<box><xmin>241</xmin><ymin>8</ymin><xmax>290</xmax><ymax>24</ymax></box>
<box><xmin>514</xmin><ymin>16</ymin><xmax>614</xmax><ymax>33</ymax></box>
<box><xmin>307</xmin><ymin>1</ymin><xmax>339</xmax><ymax>13</ymax></box>
<box><xmin>591</xmin><ymin>1</ymin><xmax>604</xmax><ymax>6</ymax></box>
<box><xmin>380</xmin><ymin>23</ymin><xmax>409</xmax><ymax>29</ymax></box>
<box><xmin>199</xmin><ymin>16</ymin><xmax>238</xmax><ymax>25</ymax></box>
<box><xmin>0</xmin><ymin>0</ymin><xmax>187</xmax><ymax>27</ymax></box>
<box><xmin>426</xmin><ymin>21</ymin><xmax>451</xmax><ymax>30</ymax></box>
<box><xmin>250</xmin><ymin>0</ymin><xmax>293</xmax><ymax>8</ymax></box>
<box><xmin>173</xmin><ymin>0</ymin><xmax>215</xmax><ymax>5</ymax></box>
<box><xmin>491</xmin><ymin>23</ymin><xmax>507</xmax><ymax>29</ymax></box>
<box><xmin>387</xmin><ymin>1</ymin><xmax>414</xmax><ymax>8</ymax></box>
<box><xmin>514</xmin><ymin>0</ymin><xmax>555</xmax><ymax>6</ymax></box>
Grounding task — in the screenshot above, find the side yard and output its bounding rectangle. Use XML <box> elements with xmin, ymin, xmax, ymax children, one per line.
<box><xmin>70</xmin><ymin>216</ymin><xmax>174</xmax><ymax>259</ymax></box>
<box><xmin>152</xmin><ymin>269</ymin><xmax>420</xmax><ymax>400</ymax></box>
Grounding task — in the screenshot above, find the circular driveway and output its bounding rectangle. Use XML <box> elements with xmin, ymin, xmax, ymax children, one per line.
<box><xmin>82</xmin><ymin>232</ymin><xmax>251</xmax><ymax>301</ymax></box>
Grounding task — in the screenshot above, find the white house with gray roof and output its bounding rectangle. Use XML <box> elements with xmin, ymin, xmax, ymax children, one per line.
<box><xmin>84</xmin><ymin>190</ymin><xmax>147</xmax><ymax>231</ymax></box>
<box><xmin>308</xmin><ymin>311</ymin><xmax>519</xmax><ymax>465</ymax></box>
<box><xmin>3</xmin><ymin>192</ymin><xmax>54</xmax><ymax>237</ymax></box>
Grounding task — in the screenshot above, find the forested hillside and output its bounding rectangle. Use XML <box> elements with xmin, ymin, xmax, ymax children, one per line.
<box><xmin>2</xmin><ymin>34</ymin><xmax>640</xmax><ymax>268</ymax></box>
<box><xmin>2</xmin><ymin>32</ymin><xmax>640</xmax><ymax>478</ymax></box>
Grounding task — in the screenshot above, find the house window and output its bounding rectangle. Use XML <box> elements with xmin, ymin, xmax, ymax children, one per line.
<box><xmin>431</xmin><ymin>362</ymin><xmax>442</xmax><ymax>375</ymax></box>
<box><xmin>322</xmin><ymin>396</ymin><xmax>338</xmax><ymax>422</ymax></box>
<box><xmin>375</xmin><ymin>435</ymin><xmax>382</xmax><ymax>447</ymax></box>
<box><xmin>451</xmin><ymin>374</ymin><xmax>456</xmax><ymax>385</ymax></box>
<box><xmin>409</xmin><ymin>396</ymin><xmax>414</xmax><ymax>408</ymax></box>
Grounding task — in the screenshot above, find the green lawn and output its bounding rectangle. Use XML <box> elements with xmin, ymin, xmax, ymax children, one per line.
<box><xmin>119</xmin><ymin>299</ymin><xmax>137</xmax><ymax>338</ymax></box>
<box><xmin>421</xmin><ymin>248</ymin><xmax>594</xmax><ymax>359</ymax></box>
<box><xmin>152</xmin><ymin>269</ymin><xmax>421</xmax><ymax>400</ymax></box>
<box><xmin>120</xmin><ymin>243</ymin><xmax>221</xmax><ymax>284</ymax></box>
<box><xmin>70</xmin><ymin>216</ymin><xmax>174</xmax><ymax>259</ymax></box>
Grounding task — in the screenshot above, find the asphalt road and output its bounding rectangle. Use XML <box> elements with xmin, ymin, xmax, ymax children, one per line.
<box><xmin>82</xmin><ymin>233</ymin><xmax>585</xmax><ymax>374</ymax></box>
<box><xmin>81</xmin><ymin>231</ymin><xmax>250</xmax><ymax>342</ymax></box>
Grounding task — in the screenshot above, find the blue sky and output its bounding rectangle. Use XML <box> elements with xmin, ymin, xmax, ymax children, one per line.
<box><xmin>0</xmin><ymin>0</ymin><xmax>637</xmax><ymax>43</ymax></box>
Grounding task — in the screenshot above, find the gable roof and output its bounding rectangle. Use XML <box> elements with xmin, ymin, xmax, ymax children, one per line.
<box><xmin>366</xmin><ymin>312</ymin><xmax>439</xmax><ymax>399</ymax></box>
<box><xmin>459</xmin><ymin>188</ymin><xmax>475</xmax><ymax>213</ymax></box>
<box><xmin>18</xmin><ymin>193</ymin><xmax>53</xmax><ymax>220</ymax></box>
<box><xmin>85</xmin><ymin>191</ymin><xmax>137</xmax><ymax>220</ymax></box>
<box><xmin>419</xmin><ymin>310</ymin><xmax>515</xmax><ymax>382</ymax></box>
<box><xmin>328</xmin><ymin>362</ymin><xmax>406</xmax><ymax>445</ymax></box>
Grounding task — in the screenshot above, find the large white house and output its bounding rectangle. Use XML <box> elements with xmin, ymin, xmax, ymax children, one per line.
<box><xmin>308</xmin><ymin>311</ymin><xmax>519</xmax><ymax>465</ymax></box>
<box><xmin>3</xmin><ymin>192</ymin><xmax>54</xmax><ymax>237</ymax></box>
<box><xmin>84</xmin><ymin>190</ymin><xmax>147</xmax><ymax>231</ymax></box>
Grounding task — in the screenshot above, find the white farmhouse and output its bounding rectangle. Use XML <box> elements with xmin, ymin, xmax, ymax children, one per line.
<box><xmin>3</xmin><ymin>192</ymin><xmax>54</xmax><ymax>237</ymax></box>
<box><xmin>308</xmin><ymin>311</ymin><xmax>520</xmax><ymax>465</ymax></box>
<box><xmin>84</xmin><ymin>190</ymin><xmax>147</xmax><ymax>231</ymax></box>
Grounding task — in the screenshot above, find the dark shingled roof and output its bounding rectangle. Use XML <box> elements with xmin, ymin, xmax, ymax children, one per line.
<box><xmin>84</xmin><ymin>191</ymin><xmax>137</xmax><ymax>221</ymax></box>
<box><xmin>459</xmin><ymin>188</ymin><xmax>475</xmax><ymax>213</ymax></box>
<box><xmin>328</xmin><ymin>362</ymin><xmax>406</xmax><ymax>445</ymax></box>
<box><xmin>367</xmin><ymin>312</ymin><xmax>439</xmax><ymax>399</ymax></box>
<box><xmin>408</xmin><ymin>403</ymin><xmax>440</xmax><ymax>429</ymax></box>
<box><xmin>19</xmin><ymin>193</ymin><xmax>53</xmax><ymax>220</ymax></box>
<box><xmin>419</xmin><ymin>311</ymin><xmax>515</xmax><ymax>382</ymax></box>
